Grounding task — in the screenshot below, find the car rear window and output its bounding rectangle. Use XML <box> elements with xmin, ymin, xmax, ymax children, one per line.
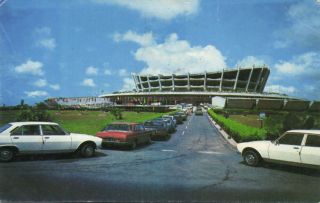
<box><xmin>305</xmin><ymin>134</ymin><xmax>320</xmax><ymax>147</ymax></box>
<box><xmin>0</xmin><ymin>124</ymin><xmax>12</xmax><ymax>133</ymax></box>
<box><xmin>105</xmin><ymin>124</ymin><xmax>130</xmax><ymax>131</ymax></box>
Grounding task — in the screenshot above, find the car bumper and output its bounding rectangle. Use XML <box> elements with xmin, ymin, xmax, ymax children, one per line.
<box><xmin>101</xmin><ymin>140</ymin><xmax>131</xmax><ymax>147</ymax></box>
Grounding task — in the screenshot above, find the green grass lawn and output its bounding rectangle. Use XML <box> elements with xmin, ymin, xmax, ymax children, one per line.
<box><xmin>0</xmin><ymin>110</ymin><xmax>173</xmax><ymax>135</ymax></box>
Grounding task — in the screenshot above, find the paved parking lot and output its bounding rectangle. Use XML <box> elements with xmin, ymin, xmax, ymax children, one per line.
<box><xmin>1</xmin><ymin>114</ymin><xmax>320</xmax><ymax>202</ymax></box>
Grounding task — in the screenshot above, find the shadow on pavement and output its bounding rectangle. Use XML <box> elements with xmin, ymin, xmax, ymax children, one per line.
<box><xmin>10</xmin><ymin>151</ymin><xmax>107</xmax><ymax>163</ymax></box>
<box><xmin>240</xmin><ymin>161</ymin><xmax>320</xmax><ymax>176</ymax></box>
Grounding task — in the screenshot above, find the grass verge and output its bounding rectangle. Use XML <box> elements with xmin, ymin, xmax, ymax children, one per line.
<box><xmin>208</xmin><ymin>109</ymin><xmax>267</xmax><ymax>142</ymax></box>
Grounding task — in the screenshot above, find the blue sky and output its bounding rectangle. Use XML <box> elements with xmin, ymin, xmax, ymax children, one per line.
<box><xmin>0</xmin><ymin>0</ymin><xmax>320</xmax><ymax>105</ymax></box>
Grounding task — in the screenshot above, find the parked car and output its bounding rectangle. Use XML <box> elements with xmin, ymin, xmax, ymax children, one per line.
<box><xmin>96</xmin><ymin>122</ymin><xmax>152</xmax><ymax>149</ymax></box>
<box><xmin>237</xmin><ymin>130</ymin><xmax>320</xmax><ymax>168</ymax></box>
<box><xmin>153</xmin><ymin>118</ymin><xmax>175</xmax><ymax>133</ymax></box>
<box><xmin>162</xmin><ymin>115</ymin><xmax>177</xmax><ymax>127</ymax></box>
<box><xmin>194</xmin><ymin>107</ymin><xmax>203</xmax><ymax>115</ymax></box>
<box><xmin>172</xmin><ymin>113</ymin><xmax>184</xmax><ymax>124</ymax></box>
<box><xmin>176</xmin><ymin>111</ymin><xmax>188</xmax><ymax>121</ymax></box>
<box><xmin>0</xmin><ymin>122</ymin><xmax>102</xmax><ymax>162</ymax></box>
<box><xmin>144</xmin><ymin>120</ymin><xmax>170</xmax><ymax>140</ymax></box>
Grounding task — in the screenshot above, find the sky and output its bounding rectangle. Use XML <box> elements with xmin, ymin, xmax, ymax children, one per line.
<box><xmin>0</xmin><ymin>0</ymin><xmax>320</xmax><ymax>105</ymax></box>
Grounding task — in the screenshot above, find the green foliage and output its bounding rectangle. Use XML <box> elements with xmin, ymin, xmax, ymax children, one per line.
<box><xmin>303</xmin><ymin>116</ymin><xmax>315</xmax><ymax>129</ymax></box>
<box><xmin>17</xmin><ymin>108</ymin><xmax>52</xmax><ymax>122</ymax></box>
<box><xmin>208</xmin><ymin>109</ymin><xmax>267</xmax><ymax>142</ymax></box>
<box><xmin>110</xmin><ymin>108</ymin><xmax>123</xmax><ymax>119</ymax></box>
<box><xmin>264</xmin><ymin>115</ymin><xmax>283</xmax><ymax>140</ymax></box>
<box><xmin>282</xmin><ymin>112</ymin><xmax>302</xmax><ymax>132</ymax></box>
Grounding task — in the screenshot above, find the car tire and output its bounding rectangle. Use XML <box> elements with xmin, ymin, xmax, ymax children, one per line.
<box><xmin>79</xmin><ymin>143</ymin><xmax>95</xmax><ymax>158</ymax></box>
<box><xmin>0</xmin><ymin>148</ymin><xmax>14</xmax><ymax>162</ymax></box>
<box><xmin>146</xmin><ymin>136</ymin><xmax>152</xmax><ymax>144</ymax></box>
<box><xmin>243</xmin><ymin>150</ymin><xmax>261</xmax><ymax>167</ymax></box>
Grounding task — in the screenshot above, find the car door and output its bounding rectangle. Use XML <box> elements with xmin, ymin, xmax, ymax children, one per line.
<box><xmin>300</xmin><ymin>134</ymin><xmax>320</xmax><ymax>166</ymax></box>
<box><xmin>268</xmin><ymin>133</ymin><xmax>304</xmax><ymax>163</ymax></box>
<box><xmin>41</xmin><ymin>124</ymin><xmax>72</xmax><ymax>152</ymax></box>
<box><xmin>10</xmin><ymin>125</ymin><xmax>43</xmax><ymax>153</ymax></box>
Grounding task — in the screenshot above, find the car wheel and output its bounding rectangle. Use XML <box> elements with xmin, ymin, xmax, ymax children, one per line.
<box><xmin>243</xmin><ymin>150</ymin><xmax>261</xmax><ymax>167</ymax></box>
<box><xmin>146</xmin><ymin>136</ymin><xmax>152</xmax><ymax>144</ymax></box>
<box><xmin>0</xmin><ymin>148</ymin><xmax>14</xmax><ymax>162</ymax></box>
<box><xmin>80</xmin><ymin>143</ymin><xmax>95</xmax><ymax>158</ymax></box>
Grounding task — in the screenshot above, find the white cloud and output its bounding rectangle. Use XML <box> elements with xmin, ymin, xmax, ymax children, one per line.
<box><xmin>86</xmin><ymin>66</ymin><xmax>99</xmax><ymax>75</ymax></box>
<box><xmin>24</xmin><ymin>90</ymin><xmax>48</xmax><ymax>98</ymax></box>
<box><xmin>35</xmin><ymin>27</ymin><xmax>51</xmax><ymax>35</ymax></box>
<box><xmin>50</xmin><ymin>84</ymin><xmax>60</xmax><ymax>90</ymax></box>
<box><xmin>236</xmin><ymin>56</ymin><xmax>266</xmax><ymax>68</ymax></box>
<box><xmin>275</xmin><ymin>52</ymin><xmax>319</xmax><ymax>75</ymax></box>
<box><xmin>117</xmin><ymin>32</ymin><xmax>226</xmax><ymax>75</ymax></box>
<box><xmin>274</xmin><ymin>1</ymin><xmax>320</xmax><ymax>49</ymax></box>
<box><xmin>104</xmin><ymin>69</ymin><xmax>112</xmax><ymax>75</ymax></box>
<box><xmin>265</xmin><ymin>85</ymin><xmax>297</xmax><ymax>94</ymax></box>
<box><xmin>33</xmin><ymin>79</ymin><xmax>47</xmax><ymax>87</ymax></box>
<box><xmin>118</xmin><ymin>68</ymin><xmax>128</xmax><ymax>77</ymax></box>
<box><xmin>121</xmin><ymin>77</ymin><xmax>135</xmax><ymax>91</ymax></box>
<box><xmin>82</xmin><ymin>78</ymin><xmax>96</xmax><ymax>87</ymax></box>
<box><xmin>37</xmin><ymin>38</ymin><xmax>56</xmax><ymax>50</ymax></box>
<box><xmin>114</xmin><ymin>31</ymin><xmax>155</xmax><ymax>46</ymax></box>
<box><xmin>93</xmin><ymin>0</ymin><xmax>199</xmax><ymax>20</ymax></box>
<box><xmin>14</xmin><ymin>60</ymin><xmax>44</xmax><ymax>76</ymax></box>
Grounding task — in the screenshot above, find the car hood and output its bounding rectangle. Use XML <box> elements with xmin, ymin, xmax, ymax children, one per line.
<box><xmin>237</xmin><ymin>140</ymin><xmax>271</xmax><ymax>152</ymax></box>
<box><xmin>96</xmin><ymin>131</ymin><xmax>129</xmax><ymax>139</ymax></box>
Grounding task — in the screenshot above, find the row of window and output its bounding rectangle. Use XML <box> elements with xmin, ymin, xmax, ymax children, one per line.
<box><xmin>278</xmin><ymin>133</ymin><xmax>320</xmax><ymax>147</ymax></box>
<box><xmin>10</xmin><ymin>125</ymin><xmax>66</xmax><ymax>136</ymax></box>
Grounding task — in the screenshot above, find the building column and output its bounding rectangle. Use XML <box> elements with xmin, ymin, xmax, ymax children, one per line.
<box><xmin>172</xmin><ymin>74</ymin><xmax>175</xmax><ymax>91</ymax></box>
<box><xmin>158</xmin><ymin>74</ymin><xmax>162</xmax><ymax>91</ymax></box>
<box><xmin>245</xmin><ymin>66</ymin><xmax>254</xmax><ymax>92</ymax></box>
<box><xmin>254</xmin><ymin>67</ymin><xmax>263</xmax><ymax>92</ymax></box>
<box><xmin>233</xmin><ymin>67</ymin><xmax>240</xmax><ymax>90</ymax></box>
<box><xmin>147</xmin><ymin>75</ymin><xmax>151</xmax><ymax>92</ymax></box>
<box><xmin>219</xmin><ymin>69</ymin><xmax>224</xmax><ymax>92</ymax></box>
<box><xmin>204</xmin><ymin>71</ymin><xmax>207</xmax><ymax>91</ymax></box>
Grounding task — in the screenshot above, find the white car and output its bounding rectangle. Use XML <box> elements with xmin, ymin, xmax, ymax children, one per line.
<box><xmin>237</xmin><ymin>130</ymin><xmax>320</xmax><ymax>168</ymax></box>
<box><xmin>0</xmin><ymin>122</ymin><xmax>102</xmax><ymax>162</ymax></box>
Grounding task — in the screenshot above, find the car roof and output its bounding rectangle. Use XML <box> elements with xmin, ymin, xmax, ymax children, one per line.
<box><xmin>9</xmin><ymin>121</ymin><xmax>58</xmax><ymax>126</ymax></box>
<box><xmin>287</xmin><ymin>129</ymin><xmax>320</xmax><ymax>135</ymax></box>
<box><xmin>110</xmin><ymin>122</ymin><xmax>138</xmax><ymax>125</ymax></box>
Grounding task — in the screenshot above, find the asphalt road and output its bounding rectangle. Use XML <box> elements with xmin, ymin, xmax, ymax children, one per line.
<box><xmin>1</xmin><ymin>114</ymin><xmax>320</xmax><ymax>202</ymax></box>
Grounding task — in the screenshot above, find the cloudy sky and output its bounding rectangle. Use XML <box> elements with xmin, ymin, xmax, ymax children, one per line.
<box><xmin>0</xmin><ymin>0</ymin><xmax>320</xmax><ymax>105</ymax></box>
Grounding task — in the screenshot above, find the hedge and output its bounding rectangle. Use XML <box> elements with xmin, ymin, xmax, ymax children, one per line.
<box><xmin>208</xmin><ymin>109</ymin><xmax>267</xmax><ymax>142</ymax></box>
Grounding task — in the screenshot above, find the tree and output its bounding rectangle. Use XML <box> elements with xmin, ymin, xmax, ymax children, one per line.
<box><xmin>282</xmin><ymin>112</ymin><xmax>301</xmax><ymax>132</ymax></box>
<box><xmin>110</xmin><ymin>108</ymin><xmax>123</xmax><ymax>120</ymax></box>
<box><xmin>303</xmin><ymin>116</ymin><xmax>315</xmax><ymax>129</ymax></box>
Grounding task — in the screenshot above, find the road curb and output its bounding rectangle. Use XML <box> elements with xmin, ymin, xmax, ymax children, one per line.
<box><xmin>207</xmin><ymin>113</ymin><xmax>238</xmax><ymax>148</ymax></box>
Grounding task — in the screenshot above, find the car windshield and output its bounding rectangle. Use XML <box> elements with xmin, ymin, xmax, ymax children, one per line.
<box><xmin>105</xmin><ymin>124</ymin><xmax>130</xmax><ymax>131</ymax></box>
<box><xmin>0</xmin><ymin>123</ymin><xmax>12</xmax><ymax>133</ymax></box>
<box><xmin>145</xmin><ymin>121</ymin><xmax>163</xmax><ymax>127</ymax></box>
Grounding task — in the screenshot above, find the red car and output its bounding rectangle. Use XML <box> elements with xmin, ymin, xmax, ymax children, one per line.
<box><xmin>96</xmin><ymin>122</ymin><xmax>153</xmax><ymax>149</ymax></box>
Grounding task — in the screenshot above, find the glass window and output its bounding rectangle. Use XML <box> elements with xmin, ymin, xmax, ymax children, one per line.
<box><xmin>10</xmin><ymin>126</ymin><xmax>23</xmax><ymax>135</ymax></box>
<box><xmin>42</xmin><ymin>125</ymin><xmax>66</xmax><ymax>135</ymax></box>
<box><xmin>105</xmin><ymin>124</ymin><xmax>130</xmax><ymax>131</ymax></box>
<box><xmin>0</xmin><ymin>124</ymin><xmax>12</xmax><ymax>133</ymax></box>
<box><xmin>278</xmin><ymin>133</ymin><xmax>304</xmax><ymax>145</ymax></box>
<box><xmin>305</xmin><ymin>134</ymin><xmax>320</xmax><ymax>147</ymax></box>
<box><xmin>133</xmin><ymin>125</ymin><xmax>144</xmax><ymax>131</ymax></box>
<box><xmin>22</xmin><ymin>125</ymin><xmax>40</xmax><ymax>136</ymax></box>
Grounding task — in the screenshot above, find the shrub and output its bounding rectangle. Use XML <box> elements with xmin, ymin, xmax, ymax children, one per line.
<box><xmin>17</xmin><ymin>108</ymin><xmax>52</xmax><ymax>122</ymax></box>
<box><xmin>110</xmin><ymin>108</ymin><xmax>123</xmax><ymax>120</ymax></box>
<box><xmin>282</xmin><ymin>112</ymin><xmax>301</xmax><ymax>132</ymax></box>
<box><xmin>303</xmin><ymin>116</ymin><xmax>315</xmax><ymax>129</ymax></box>
<box><xmin>208</xmin><ymin>109</ymin><xmax>267</xmax><ymax>142</ymax></box>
